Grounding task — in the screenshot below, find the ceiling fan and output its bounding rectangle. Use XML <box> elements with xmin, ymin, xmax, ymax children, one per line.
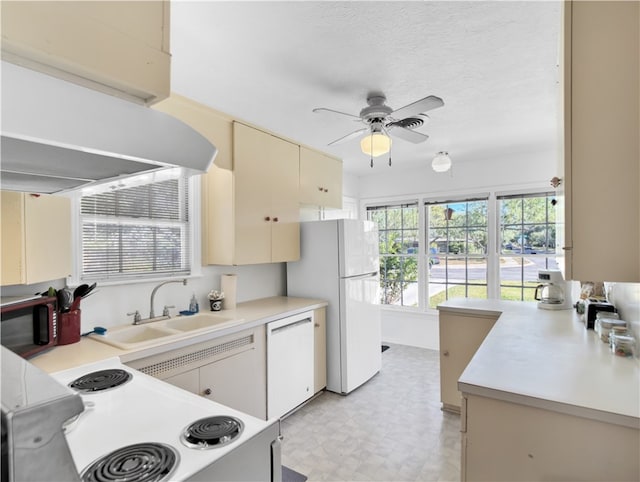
<box><xmin>313</xmin><ymin>92</ymin><xmax>444</xmax><ymax>166</ymax></box>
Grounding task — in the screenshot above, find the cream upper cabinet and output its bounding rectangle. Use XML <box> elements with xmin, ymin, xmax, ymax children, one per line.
<box><xmin>1</xmin><ymin>191</ymin><xmax>72</xmax><ymax>286</ymax></box>
<box><xmin>152</xmin><ymin>95</ymin><xmax>300</xmax><ymax>265</ymax></box>
<box><xmin>299</xmin><ymin>147</ymin><xmax>343</xmax><ymax>209</ymax></box>
<box><xmin>1</xmin><ymin>1</ymin><xmax>170</xmax><ymax>105</ymax></box>
<box><xmin>233</xmin><ymin>122</ymin><xmax>300</xmax><ymax>265</ymax></box>
<box><xmin>562</xmin><ymin>1</ymin><xmax>639</xmax><ymax>282</ymax></box>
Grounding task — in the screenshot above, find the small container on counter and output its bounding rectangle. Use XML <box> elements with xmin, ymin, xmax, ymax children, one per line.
<box><xmin>595</xmin><ymin>317</ymin><xmax>627</xmax><ymax>343</ymax></box>
<box><xmin>610</xmin><ymin>333</ymin><xmax>636</xmax><ymax>358</ymax></box>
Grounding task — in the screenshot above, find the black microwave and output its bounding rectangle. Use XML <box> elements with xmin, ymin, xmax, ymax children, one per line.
<box><xmin>0</xmin><ymin>296</ymin><xmax>58</xmax><ymax>358</ymax></box>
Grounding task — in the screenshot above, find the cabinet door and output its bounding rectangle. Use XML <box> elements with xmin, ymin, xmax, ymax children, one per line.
<box><xmin>1</xmin><ymin>191</ymin><xmax>26</xmax><ymax>285</ymax></box>
<box><xmin>268</xmin><ymin>135</ymin><xmax>300</xmax><ymax>263</ymax></box>
<box><xmin>162</xmin><ymin>369</ymin><xmax>199</xmax><ymax>394</ymax></box>
<box><xmin>200</xmin><ymin>348</ymin><xmax>266</xmax><ymax>420</ymax></box>
<box><xmin>233</xmin><ymin>122</ymin><xmax>300</xmax><ymax>264</ymax></box>
<box><xmin>313</xmin><ymin>308</ymin><xmax>327</xmax><ymax>393</ymax></box>
<box><xmin>564</xmin><ymin>1</ymin><xmax>639</xmax><ymax>282</ymax></box>
<box><xmin>233</xmin><ymin>122</ymin><xmax>274</xmax><ymax>264</ymax></box>
<box><xmin>439</xmin><ymin>311</ymin><xmax>497</xmax><ymax>413</ymax></box>
<box><xmin>299</xmin><ymin>147</ymin><xmax>343</xmax><ymax>208</ymax></box>
<box><xmin>1</xmin><ymin>192</ymin><xmax>72</xmax><ymax>286</ymax></box>
<box><xmin>24</xmin><ymin>193</ymin><xmax>72</xmax><ymax>284</ymax></box>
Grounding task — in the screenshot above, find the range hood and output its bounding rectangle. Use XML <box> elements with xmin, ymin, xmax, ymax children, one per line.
<box><xmin>1</xmin><ymin>61</ymin><xmax>217</xmax><ymax>194</ymax></box>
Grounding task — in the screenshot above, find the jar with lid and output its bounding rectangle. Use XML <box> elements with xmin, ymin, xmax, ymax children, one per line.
<box><xmin>610</xmin><ymin>332</ymin><xmax>636</xmax><ymax>358</ymax></box>
<box><xmin>595</xmin><ymin>318</ymin><xmax>627</xmax><ymax>343</ymax></box>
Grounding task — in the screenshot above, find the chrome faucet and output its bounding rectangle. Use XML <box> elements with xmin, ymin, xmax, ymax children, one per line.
<box><xmin>148</xmin><ymin>278</ymin><xmax>187</xmax><ymax>320</ymax></box>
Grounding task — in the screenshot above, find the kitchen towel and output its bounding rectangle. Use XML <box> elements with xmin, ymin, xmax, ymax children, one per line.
<box><xmin>221</xmin><ymin>273</ymin><xmax>237</xmax><ymax>310</ymax></box>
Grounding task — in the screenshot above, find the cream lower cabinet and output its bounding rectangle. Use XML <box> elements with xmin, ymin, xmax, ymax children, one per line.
<box><xmin>438</xmin><ymin>309</ymin><xmax>498</xmax><ymax>413</ymax></box>
<box><xmin>299</xmin><ymin>146</ymin><xmax>342</xmax><ymax>209</ymax></box>
<box><xmin>130</xmin><ymin>326</ymin><xmax>267</xmax><ymax>420</ymax></box>
<box><xmin>562</xmin><ymin>1</ymin><xmax>639</xmax><ymax>282</ymax></box>
<box><xmin>461</xmin><ymin>393</ymin><xmax>640</xmax><ymax>481</ymax></box>
<box><xmin>1</xmin><ymin>191</ymin><xmax>72</xmax><ymax>286</ymax></box>
<box><xmin>1</xmin><ymin>1</ymin><xmax>170</xmax><ymax>104</ymax></box>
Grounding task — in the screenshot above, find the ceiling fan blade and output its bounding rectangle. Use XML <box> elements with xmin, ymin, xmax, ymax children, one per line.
<box><xmin>327</xmin><ymin>127</ymin><xmax>368</xmax><ymax>146</ymax></box>
<box><xmin>388</xmin><ymin>126</ymin><xmax>429</xmax><ymax>144</ymax></box>
<box><xmin>312</xmin><ymin>107</ymin><xmax>361</xmax><ymax>120</ymax></box>
<box><xmin>390</xmin><ymin>95</ymin><xmax>444</xmax><ymax>120</ymax></box>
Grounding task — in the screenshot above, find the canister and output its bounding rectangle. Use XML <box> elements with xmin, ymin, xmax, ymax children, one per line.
<box><xmin>595</xmin><ymin>318</ymin><xmax>627</xmax><ymax>343</ymax></box>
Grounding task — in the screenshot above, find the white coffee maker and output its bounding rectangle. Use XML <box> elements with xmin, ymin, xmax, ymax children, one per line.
<box><xmin>534</xmin><ymin>269</ymin><xmax>573</xmax><ymax>310</ymax></box>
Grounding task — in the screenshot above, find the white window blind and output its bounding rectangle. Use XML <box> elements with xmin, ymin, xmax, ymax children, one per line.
<box><xmin>80</xmin><ymin>175</ymin><xmax>191</xmax><ymax>281</ymax></box>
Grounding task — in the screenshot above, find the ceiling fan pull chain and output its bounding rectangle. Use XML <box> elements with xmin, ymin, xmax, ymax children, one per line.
<box><xmin>388</xmin><ymin>142</ymin><xmax>392</xmax><ymax>166</ymax></box>
<box><xmin>370</xmin><ymin>156</ymin><xmax>374</xmax><ymax>168</ymax></box>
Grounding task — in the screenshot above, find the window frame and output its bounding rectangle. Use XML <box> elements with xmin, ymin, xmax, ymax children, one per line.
<box><xmin>363</xmin><ymin>187</ymin><xmax>560</xmax><ymax>313</ymax></box>
<box><xmin>366</xmin><ymin>201</ymin><xmax>422</xmax><ymax>309</ymax></box>
<box><xmin>497</xmin><ymin>191</ymin><xmax>560</xmax><ymax>302</ymax></box>
<box><xmin>424</xmin><ymin>197</ymin><xmax>490</xmax><ymax>309</ymax></box>
<box><xmin>68</xmin><ymin>171</ymin><xmax>201</xmax><ymax>287</ymax></box>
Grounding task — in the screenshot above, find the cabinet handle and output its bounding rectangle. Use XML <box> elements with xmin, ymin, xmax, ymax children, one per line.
<box><xmin>314</xmin><ymin>323</ymin><xmax>320</xmax><ymax>327</ymax></box>
<box><xmin>264</xmin><ymin>216</ymin><xmax>271</xmax><ymax>221</ymax></box>
<box><xmin>203</xmin><ymin>388</ymin><xmax>212</xmax><ymax>396</ymax></box>
<box><xmin>323</xmin><ymin>188</ymin><xmax>328</xmax><ymax>193</ymax></box>
<box><xmin>273</xmin><ymin>217</ymin><xmax>279</xmax><ymax>222</ymax></box>
<box><xmin>443</xmin><ymin>350</ymin><xmax>449</xmax><ymax>357</ymax></box>
<box><xmin>318</xmin><ymin>186</ymin><xmax>323</xmax><ymax>192</ymax></box>
<box><xmin>562</xmin><ymin>246</ymin><xmax>572</xmax><ymax>251</ymax></box>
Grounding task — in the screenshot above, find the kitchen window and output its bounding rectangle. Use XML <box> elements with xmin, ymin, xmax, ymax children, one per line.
<box><xmin>498</xmin><ymin>192</ymin><xmax>559</xmax><ymax>301</ymax></box>
<box><xmin>426</xmin><ymin>198</ymin><xmax>489</xmax><ymax>309</ymax></box>
<box><xmin>366</xmin><ymin>202</ymin><xmax>419</xmax><ymax>307</ymax></box>
<box><xmin>78</xmin><ymin>169</ymin><xmax>193</xmax><ymax>282</ymax></box>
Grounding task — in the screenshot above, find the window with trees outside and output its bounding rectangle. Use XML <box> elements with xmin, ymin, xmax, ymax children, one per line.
<box><xmin>80</xmin><ymin>170</ymin><xmax>192</xmax><ymax>282</ymax></box>
<box><xmin>498</xmin><ymin>192</ymin><xmax>559</xmax><ymax>301</ymax></box>
<box><xmin>426</xmin><ymin>199</ymin><xmax>488</xmax><ymax>309</ymax></box>
<box><xmin>366</xmin><ymin>203</ymin><xmax>419</xmax><ymax>307</ymax></box>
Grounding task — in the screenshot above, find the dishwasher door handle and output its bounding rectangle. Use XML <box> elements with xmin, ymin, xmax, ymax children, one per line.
<box><xmin>269</xmin><ymin>317</ymin><xmax>312</xmax><ymax>335</ymax></box>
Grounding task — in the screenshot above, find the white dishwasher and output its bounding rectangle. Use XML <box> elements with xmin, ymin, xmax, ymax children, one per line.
<box><xmin>267</xmin><ymin>311</ymin><xmax>314</xmax><ymax>420</ymax></box>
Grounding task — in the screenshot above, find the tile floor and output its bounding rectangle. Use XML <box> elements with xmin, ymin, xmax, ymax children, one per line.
<box><xmin>280</xmin><ymin>343</ymin><xmax>461</xmax><ymax>482</ymax></box>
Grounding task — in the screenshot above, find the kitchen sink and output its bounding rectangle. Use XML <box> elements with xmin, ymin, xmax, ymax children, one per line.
<box><xmin>88</xmin><ymin>313</ymin><xmax>244</xmax><ymax>350</ymax></box>
<box><xmin>92</xmin><ymin>325</ymin><xmax>178</xmax><ymax>349</ymax></box>
<box><xmin>162</xmin><ymin>314</ymin><xmax>240</xmax><ymax>332</ymax></box>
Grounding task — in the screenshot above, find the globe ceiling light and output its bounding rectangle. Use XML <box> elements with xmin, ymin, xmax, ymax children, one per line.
<box><xmin>432</xmin><ymin>151</ymin><xmax>452</xmax><ymax>172</ymax></box>
<box><xmin>360</xmin><ymin>132</ymin><xmax>392</xmax><ymax>157</ymax></box>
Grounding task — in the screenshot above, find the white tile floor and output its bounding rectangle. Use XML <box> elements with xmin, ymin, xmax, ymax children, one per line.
<box><xmin>281</xmin><ymin>344</ymin><xmax>461</xmax><ymax>482</ymax></box>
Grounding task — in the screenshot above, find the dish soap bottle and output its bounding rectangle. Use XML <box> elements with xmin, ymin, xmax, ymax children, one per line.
<box><xmin>189</xmin><ymin>293</ymin><xmax>199</xmax><ymax>313</ymax></box>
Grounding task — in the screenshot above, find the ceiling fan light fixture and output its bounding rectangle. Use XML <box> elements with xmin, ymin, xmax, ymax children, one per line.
<box><xmin>360</xmin><ymin>132</ymin><xmax>392</xmax><ymax>157</ymax></box>
<box><xmin>432</xmin><ymin>151</ymin><xmax>452</xmax><ymax>172</ymax></box>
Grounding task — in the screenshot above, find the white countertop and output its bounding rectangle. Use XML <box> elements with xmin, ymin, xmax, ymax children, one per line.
<box><xmin>31</xmin><ymin>296</ymin><xmax>326</xmax><ymax>373</ymax></box>
<box><xmin>438</xmin><ymin>299</ymin><xmax>640</xmax><ymax>429</ymax></box>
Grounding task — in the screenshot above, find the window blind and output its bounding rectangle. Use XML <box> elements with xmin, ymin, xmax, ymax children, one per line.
<box><xmin>80</xmin><ymin>177</ymin><xmax>191</xmax><ymax>281</ymax></box>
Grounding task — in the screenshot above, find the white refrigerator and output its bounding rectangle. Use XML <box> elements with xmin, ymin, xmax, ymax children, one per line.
<box><xmin>287</xmin><ymin>219</ymin><xmax>381</xmax><ymax>394</ymax></box>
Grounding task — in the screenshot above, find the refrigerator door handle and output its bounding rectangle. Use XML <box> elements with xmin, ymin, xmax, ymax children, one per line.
<box><xmin>342</xmin><ymin>271</ymin><xmax>378</xmax><ymax>281</ymax></box>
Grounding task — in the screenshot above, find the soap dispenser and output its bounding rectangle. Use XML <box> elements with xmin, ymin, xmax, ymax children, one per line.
<box><xmin>189</xmin><ymin>293</ymin><xmax>199</xmax><ymax>313</ymax></box>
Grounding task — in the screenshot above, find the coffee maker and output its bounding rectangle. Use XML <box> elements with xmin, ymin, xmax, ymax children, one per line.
<box><xmin>534</xmin><ymin>269</ymin><xmax>573</xmax><ymax>310</ymax></box>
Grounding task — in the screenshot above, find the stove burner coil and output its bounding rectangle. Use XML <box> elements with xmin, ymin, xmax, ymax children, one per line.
<box><xmin>180</xmin><ymin>416</ymin><xmax>244</xmax><ymax>449</ymax></box>
<box><xmin>80</xmin><ymin>442</ymin><xmax>178</xmax><ymax>482</ymax></box>
<box><xmin>69</xmin><ymin>369</ymin><xmax>132</xmax><ymax>393</ymax></box>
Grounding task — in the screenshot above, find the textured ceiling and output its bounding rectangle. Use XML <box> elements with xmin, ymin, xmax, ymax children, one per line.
<box><xmin>170</xmin><ymin>1</ymin><xmax>562</xmax><ymax>176</ymax></box>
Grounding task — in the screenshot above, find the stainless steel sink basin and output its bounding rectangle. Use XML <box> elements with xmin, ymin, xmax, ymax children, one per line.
<box><xmin>162</xmin><ymin>314</ymin><xmax>239</xmax><ymax>332</ymax></box>
<box><xmin>88</xmin><ymin>313</ymin><xmax>243</xmax><ymax>350</ymax></box>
